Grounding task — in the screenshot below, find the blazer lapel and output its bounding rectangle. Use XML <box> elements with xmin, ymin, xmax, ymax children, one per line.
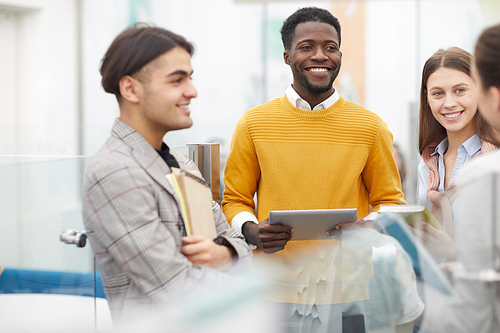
<box><xmin>132</xmin><ymin>148</ymin><xmax>176</xmax><ymax>194</ymax></box>
<box><xmin>111</xmin><ymin>119</ymin><xmax>178</xmax><ymax>200</ymax></box>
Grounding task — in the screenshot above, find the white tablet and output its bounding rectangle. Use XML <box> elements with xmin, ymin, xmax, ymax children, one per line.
<box><xmin>269</xmin><ymin>208</ymin><xmax>358</xmax><ymax>240</ymax></box>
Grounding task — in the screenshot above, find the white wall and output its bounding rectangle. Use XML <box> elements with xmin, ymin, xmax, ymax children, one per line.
<box><xmin>0</xmin><ymin>0</ymin><xmax>79</xmax><ymax>156</ymax></box>
<box><xmin>0</xmin><ymin>0</ymin><xmax>87</xmax><ymax>271</ymax></box>
<box><xmin>81</xmin><ymin>0</ymin><xmax>266</xmax><ymax>155</ymax></box>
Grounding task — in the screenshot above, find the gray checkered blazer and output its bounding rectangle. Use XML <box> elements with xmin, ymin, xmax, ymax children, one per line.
<box><xmin>82</xmin><ymin>119</ymin><xmax>252</xmax><ymax>323</ymax></box>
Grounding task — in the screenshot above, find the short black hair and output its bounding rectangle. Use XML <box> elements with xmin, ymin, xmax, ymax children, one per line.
<box><xmin>100</xmin><ymin>23</ymin><xmax>194</xmax><ymax>100</ymax></box>
<box><xmin>281</xmin><ymin>7</ymin><xmax>341</xmax><ymax>51</ymax></box>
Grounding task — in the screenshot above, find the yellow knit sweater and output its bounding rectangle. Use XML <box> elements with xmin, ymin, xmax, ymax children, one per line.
<box><xmin>222</xmin><ymin>94</ymin><xmax>405</xmax><ymax>304</ymax></box>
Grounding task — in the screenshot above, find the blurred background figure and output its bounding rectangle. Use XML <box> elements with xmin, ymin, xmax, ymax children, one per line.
<box><xmin>393</xmin><ymin>143</ymin><xmax>407</xmax><ymax>190</ymax></box>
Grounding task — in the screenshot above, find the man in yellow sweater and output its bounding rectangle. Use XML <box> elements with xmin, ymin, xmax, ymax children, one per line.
<box><xmin>222</xmin><ymin>6</ymin><xmax>420</xmax><ymax>333</ymax></box>
<box><xmin>223</xmin><ymin>7</ymin><xmax>405</xmax><ymax>254</ymax></box>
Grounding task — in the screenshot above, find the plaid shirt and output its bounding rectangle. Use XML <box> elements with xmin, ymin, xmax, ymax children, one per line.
<box><xmin>82</xmin><ymin>119</ymin><xmax>252</xmax><ymax>324</ymax></box>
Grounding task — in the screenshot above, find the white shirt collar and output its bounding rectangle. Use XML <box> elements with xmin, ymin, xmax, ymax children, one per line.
<box><xmin>285</xmin><ymin>84</ymin><xmax>339</xmax><ymax>111</ymax></box>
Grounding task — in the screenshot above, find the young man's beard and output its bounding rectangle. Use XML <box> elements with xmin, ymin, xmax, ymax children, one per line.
<box><xmin>303</xmin><ymin>72</ymin><xmax>338</xmax><ymax>94</ymax></box>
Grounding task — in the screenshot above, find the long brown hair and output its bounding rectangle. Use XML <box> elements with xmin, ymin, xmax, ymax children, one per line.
<box><xmin>418</xmin><ymin>47</ymin><xmax>500</xmax><ymax>154</ymax></box>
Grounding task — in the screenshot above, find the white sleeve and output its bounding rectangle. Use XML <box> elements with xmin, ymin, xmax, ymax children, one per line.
<box><xmin>364</xmin><ymin>212</ymin><xmax>379</xmax><ymax>221</ymax></box>
<box><xmin>230</xmin><ymin>211</ymin><xmax>259</xmax><ymax>233</ymax></box>
<box><xmin>230</xmin><ymin>211</ymin><xmax>258</xmax><ymax>250</ymax></box>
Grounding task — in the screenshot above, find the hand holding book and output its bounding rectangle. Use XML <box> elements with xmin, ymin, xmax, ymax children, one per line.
<box><xmin>411</xmin><ymin>221</ymin><xmax>455</xmax><ymax>262</ymax></box>
<box><xmin>181</xmin><ymin>235</ymin><xmax>233</xmax><ymax>270</ymax></box>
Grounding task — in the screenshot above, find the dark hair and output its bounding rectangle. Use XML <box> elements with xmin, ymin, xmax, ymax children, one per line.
<box><xmin>418</xmin><ymin>47</ymin><xmax>500</xmax><ymax>154</ymax></box>
<box><xmin>280</xmin><ymin>7</ymin><xmax>341</xmax><ymax>51</ymax></box>
<box><xmin>475</xmin><ymin>23</ymin><xmax>500</xmax><ymax>89</ymax></box>
<box><xmin>100</xmin><ymin>23</ymin><xmax>194</xmax><ymax>100</ymax></box>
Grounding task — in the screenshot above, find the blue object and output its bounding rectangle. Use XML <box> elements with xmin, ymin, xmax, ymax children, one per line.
<box><xmin>377</xmin><ymin>213</ymin><xmax>453</xmax><ymax>295</ymax></box>
<box><xmin>0</xmin><ymin>268</ymin><xmax>105</xmax><ymax>298</ymax></box>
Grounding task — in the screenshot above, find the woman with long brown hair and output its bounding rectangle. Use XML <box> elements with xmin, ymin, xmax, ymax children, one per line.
<box><xmin>417</xmin><ymin>47</ymin><xmax>499</xmax><ymax>220</ymax></box>
<box><xmin>415</xmin><ymin>47</ymin><xmax>500</xmax><ymax>262</ymax></box>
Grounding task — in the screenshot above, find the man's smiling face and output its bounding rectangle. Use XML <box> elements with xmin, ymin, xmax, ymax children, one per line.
<box><xmin>284</xmin><ymin>21</ymin><xmax>342</xmax><ymax>100</ymax></box>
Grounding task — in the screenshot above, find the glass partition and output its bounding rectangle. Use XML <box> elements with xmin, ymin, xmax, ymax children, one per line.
<box><xmin>0</xmin><ymin>156</ymin><xmax>90</xmax><ymax>271</ymax></box>
<box><xmin>0</xmin><ymin>156</ymin><xmax>112</xmax><ymax>332</ymax></box>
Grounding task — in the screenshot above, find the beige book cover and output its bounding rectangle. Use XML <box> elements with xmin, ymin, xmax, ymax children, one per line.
<box><xmin>169</xmin><ymin>168</ymin><xmax>217</xmax><ymax>239</ymax></box>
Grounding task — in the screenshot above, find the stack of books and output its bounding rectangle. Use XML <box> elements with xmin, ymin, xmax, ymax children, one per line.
<box><xmin>166</xmin><ymin>168</ymin><xmax>217</xmax><ymax>239</ymax></box>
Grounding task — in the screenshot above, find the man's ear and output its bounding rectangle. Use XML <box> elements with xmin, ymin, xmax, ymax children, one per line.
<box><xmin>283</xmin><ymin>50</ymin><xmax>290</xmax><ymax>65</ymax></box>
<box><xmin>119</xmin><ymin>75</ymin><xmax>142</xmax><ymax>104</ymax></box>
<box><xmin>489</xmin><ymin>85</ymin><xmax>500</xmax><ymax>113</ymax></box>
